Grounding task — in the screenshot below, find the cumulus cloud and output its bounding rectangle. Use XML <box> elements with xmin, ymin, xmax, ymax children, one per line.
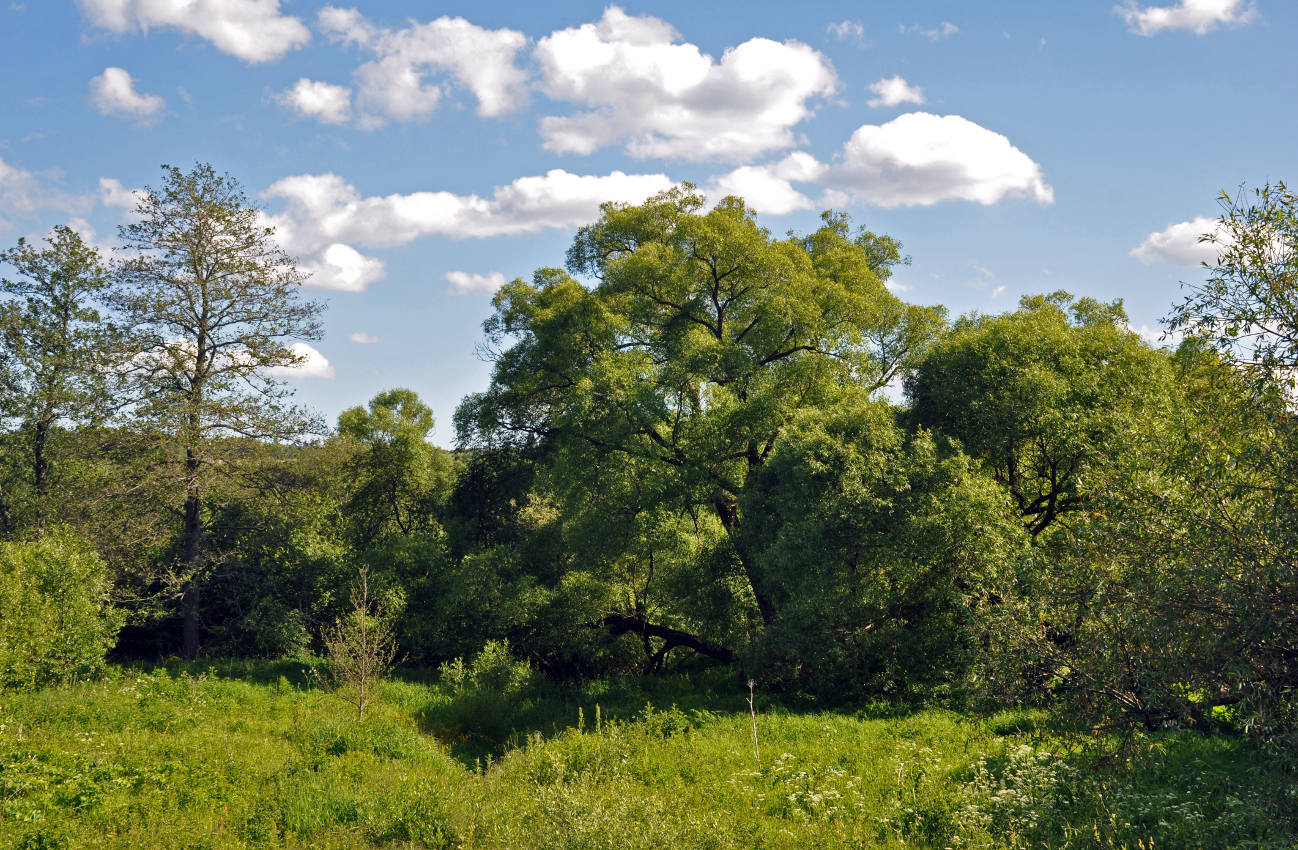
<box><xmin>88</xmin><ymin>67</ymin><xmax>164</xmax><ymax>122</ymax></box>
<box><xmin>823</xmin><ymin>113</ymin><xmax>1053</xmax><ymax>207</ymax></box>
<box><xmin>262</xmin><ymin>168</ymin><xmax>674</xmax><ymax>290</ymax></box>
<box><xmin>867</xmin><ymin>76</ymin><xmax>926</xmax><ymax>108</ymax></box>
<box><xmin>350</xmin><ymin>331</ymin><xmax>380</xmax><ymax>344</ymax></box>
<box><xmin>708</xmin><ymin>114</ymin><xmax>1052</xmax><ymax>210</ymax></box>
<box><xmin>266</xmin><ymin>342</ymin><xmax>334</xmax><ymax>379</ymax></box>
<box><xmin>445</xmin><ymin>271</ymin><xmax>506</xmax><ymax>295</ymax></box>
<box><xmin>299</xmin><ymin>243</ymin><xmax>386</xmax><ymax>292</ymax></box>
<box><xmin>708</xmin><ymin>153</ymin><xmax>823</xmax><ymax>215</ymax></box>
<box><xmin>534</xmin><ymin>6</ymin><xmax>836</xmax><ymax>161</ymax></box>
<box><xmin>1116</xmin><ymin>0</ymin><xmax>1255</xmax><ymax>35</ymax></box>
<box><xmin>76</xmin><ymin>0</ymin><xmax>310</xmax><ymax>63</ymax></box>
<box><xmin>275</xmin><ymin>78</ymin><xmax>351</xmax><ymax>124</ymax></box>
<box><xmin>317</xmin><ymin>6</ymin><xmax>528</xmax><ymax>126</ymax></box>
<box><xmin>1130</xmin><ymin>216</ymin><xmax>1223</xmax><ymax>265</ymax></box>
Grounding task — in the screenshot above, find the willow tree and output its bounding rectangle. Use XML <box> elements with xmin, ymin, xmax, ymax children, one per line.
<box><xmin>115</xmin><ymin>164</ymin><xmax>324</xmax><ymax>658</ymax></box>
<box><xmin>456</xmin><ymin>187</ymin><xmax>943</xmax><ymax>643</ymax></box>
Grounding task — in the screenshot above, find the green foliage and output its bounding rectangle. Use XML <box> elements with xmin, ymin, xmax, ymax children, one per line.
<box><xmin>906</xmin><ymin>292</ymin><xmax>1168</xmax><ymax>536</ymax></box>
<box><xmin>458</xmin><ymin>187</ymin><xmax>944</xmax><ymax>637</ymax></box>
<box><xmin>432</xmin><ymin>640</ymin><xmax>540</xmax><ymax>750</ymax></box>
<box><xmin>1168</xmin><ymin>180</ymin><xmax>1298</xmax><ymax>388</ymax></box>
<box><xmin>0</xmin><ymin>532</ymin><xmax>121</xmax><ymax>690</ymax></box>
<box><xmin>741</xmin><ymin>396</ymin><xmax>1025</xmax><ymax>699</ymax></box>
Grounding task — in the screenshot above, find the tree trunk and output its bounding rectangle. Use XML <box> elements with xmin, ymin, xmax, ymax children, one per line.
<box><xmin>181</xmin><ymin>448</ymin><xmax>202</xmax><ymax>660</ymax></box>
<box><xmin>713</xmin><ymin>494</ymin><xmax>776</xmax><ymax>626</ymax></box>
<box><xmin>32</xmin><ymin>419</ymin><xmax>48</xmax><ymax>527</ymax></box>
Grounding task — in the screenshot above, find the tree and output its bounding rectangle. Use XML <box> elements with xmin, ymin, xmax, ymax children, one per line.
<box><xmin>905</xmin><ymin>292</ymin><xmax>1167</xmax><ymax>536</ymax></box>
<box><xmin>0</xmin><ymin>226</ymin><xmax>121</xmax><ymax>527</ymax></box>
<box><xmin>316</xmin><ymin>566</ymin><xmax>400</xmax><ymax>720</ymax></box>
<box><xmin>740</xmin><ymin>396</ymin><xmax>1024</xmax><ymax>697</ymax></box>
<box><xmin>456</xmin><ymin>188</ymin><xmax>943</xmax><ymax>646</ymax></box>
<box><xmin>114</xmin><ymin>163</ymin><xmax>324</xmax><ymax>659</ymax></box>
<box><xmin>337</xmin><ymin>388</ymin><xmax>457</xmax><ymax>547</ymax></box>
<box><xmin>1168</xmin><ymin>180</ymin><xmax>1298</xmax><ymax>389</ymax></box>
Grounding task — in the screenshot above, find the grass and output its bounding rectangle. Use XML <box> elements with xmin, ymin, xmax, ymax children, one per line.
<box><xmin>1</xmin><ymin>662</ymin><xmax>1295</xmax><ymax>849</ymax></box>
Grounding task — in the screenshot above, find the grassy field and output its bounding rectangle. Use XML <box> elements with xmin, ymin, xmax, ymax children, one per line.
<box><xmin>1</xmin><ymin>662</ymin><xmax>1295</xmax><ymax>849</ymax></box>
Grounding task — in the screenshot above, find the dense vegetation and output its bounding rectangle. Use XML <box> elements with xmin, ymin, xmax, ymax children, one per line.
<box><xmin>2</xmin><ymin>168</ymin><xmax>1297</xmax><ymax>846</ymax></box>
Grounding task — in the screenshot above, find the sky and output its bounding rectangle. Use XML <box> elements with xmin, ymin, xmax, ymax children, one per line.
<box><xmin>1</xmin><ymin>0</ymin><xmax>1295</xmax><ymax>445</ymax></box>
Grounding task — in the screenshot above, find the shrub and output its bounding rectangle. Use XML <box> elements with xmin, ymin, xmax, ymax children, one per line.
<box><xmin>435</xmin><ymin>639</ymin><xmax>538</xmax><ymax>748</ymax></box>
<box><xmin>0</xmin><ymin>532</ymin><xmax>121</xmax><ymax>690</ymax></box>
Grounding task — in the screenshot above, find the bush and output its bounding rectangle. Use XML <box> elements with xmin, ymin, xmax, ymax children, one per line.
<box><xmin>0</xmin><ymin>532</ymin><xmax>121</xmax><ymax>690</ymax></box>
<box><xmin>434</xmin><ymin>639</ymin><xmax>539</xmax><ymax>748</ymax></box>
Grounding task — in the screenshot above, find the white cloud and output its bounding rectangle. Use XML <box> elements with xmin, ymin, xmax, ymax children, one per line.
<box><xmin>267</xmin><ymin>342</ymin><xmax>334</xmax><ymax>379</ymax></box>
<box><xmin>867</xmin><ymin>76</ymin><xmax>926</xmax><ymax>108</ymax></box>
<box><xmin>88</xmin><ymin>67</ymin><xmax>164</xmax><ymax>122</ymax></box>
<box><xmin>263</xmin><ymin>168</ymin><xmax>674</xmax><ymax>289</ymax></box>
<box><xmin>708</xmin><ymin>152</ymin><xmax>822</xmax><ymax>215</ymax></box>
<box><xmin>1116</xmin><ymin>0</ymin><xmax>1255</xmax><ymax>35</ymax></box>
<box><xmin>991</xmin><ymin>285</ymin><xmax>1006</xmax><ymax>298</ymax></box>
<box><xmin>1130</xmin><ymin>216</ymin><xmax>1223</xmax><ymax>265</ymax></box>
<box><xmin>300</xmin><ymin>243</ymin><xmax>386</xmax><ymax>292</ymax></box>
<box><xmin>823</xmin><ymin>112</ymin><xmax>1053</xmax><ymax>207</ymax></box>
<box><xmin>350</xmin><ymin>331</ymin><xmax>380</xmax><ymax>344</ymax></box>
<box><xmin>901</xmin><ymin>21</ymin><xmax>959</xmax><ymax>41</ymax></box>
<box><xmin>76</xmin><ymin>0</ymin><xmax>310</xmax><ymax>63</ymax></box>
<box><xmin>1131</xmin><ymin>323</ymin><xmax>1184</xmax><ymax>347</ymax></box>
<box><xmin>534</xmin><ymin>6</ymin><xmax>836</xmax><ymax>161</ymax></box>
<box><xmin>0</xmin><ymin>157</ymin><xmax>92</xmax><ymax>228</ymax></box>
<box><xmin>827</xmin><ymin>20</ymin><xmax>865</xmax><ymax>42</ymax></box>
<box><xmin>445</xmin><ymin>271</ymin><xmax>506</xmax><ymax>295</ymax></box>
<box><xmin>318</xmin><ymin>6</ymin><xmax>528</xmax><ymax>126</ymax></box>
<box><xmin>275</xmin><ymin>78</ymin><xmax>351</xmax><ymax>124</ymax></box>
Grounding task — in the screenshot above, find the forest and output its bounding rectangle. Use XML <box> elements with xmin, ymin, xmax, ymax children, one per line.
<box><xmin>1</xmin><ymin>164</ymin><xmax>1297</xmax><ymax>848</ymax></box>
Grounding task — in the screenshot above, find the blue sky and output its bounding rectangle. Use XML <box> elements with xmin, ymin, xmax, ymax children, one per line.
<box><xmin>2</xmin><ymin>0</ymin><xmax>1295</xmax><ymax>444</ymax></box>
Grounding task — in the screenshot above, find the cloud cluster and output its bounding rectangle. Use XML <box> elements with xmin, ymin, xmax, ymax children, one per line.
<box><xmin>1117</xmin><ymin>0</ymin><xmax>1255</xmax><ymax>35</ymax></box>
<box><xmin>534</xmin><ymin>6</ymin><xmax>836</xmax><ymax>161</ymax></box>
<box><xmin>76</xmin><ymin>0</ymin><xmax>310</xmax><ymax>63</ymax></box>
<box><xmin>0</xmin><ymin>157</ymin><xmax>94</xmax><ymax>229</ymax></box>
<box><xmin>867</xmin><ymin>76</ymin><xmax>926</xmax><ymax>108</ymax></box>
<box><xmin>1130</xmin><ymin>216</ymin><xmax>1222</xmax><ymax>265</ymax></box>
<box><xmin>712</xmin><ymin>113</ymin><xmax>1053</xmax><ymax>214</ymax></box>
<box><xmin>317</xmin><ymin>6</ymin><xmax>528</xmax><ymax>127</ymax></box>
<box><xmin>263</xmin><ymin>169</ymin><xmax>674</xmax><ymax>291</ymax></box>
<box><xmin>88</xmin><ymin>67</ymin><xmax>164</xmax><ymax>122</ymax></box>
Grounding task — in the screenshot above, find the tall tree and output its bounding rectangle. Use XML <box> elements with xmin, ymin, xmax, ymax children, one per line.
<box><xmin>115</xmin><ymin>163</ymin><xmax>324</xmax><ymax>658</ymax></box>
<box><xmin>0</xmin><ymin>226</ymin><xmax>120</xmax><ymax>527</ymax></box>
<box><xmin>457</xmin><ymin>187</ymin><xmax>942</xmax><ymax>636</ymax></box>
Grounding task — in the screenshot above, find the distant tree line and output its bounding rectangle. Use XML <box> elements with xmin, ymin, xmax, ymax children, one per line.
<box><xmin>1</xmin><ymin>169</ymin><xmax>1296</xmax><ymax>746</ymax></box>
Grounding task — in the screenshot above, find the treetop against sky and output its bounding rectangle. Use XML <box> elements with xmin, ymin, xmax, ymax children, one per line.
<box><xmin>0</xmin><ymin>0</ymin><xmax>1294</xmax><ymax>443</ymax></box>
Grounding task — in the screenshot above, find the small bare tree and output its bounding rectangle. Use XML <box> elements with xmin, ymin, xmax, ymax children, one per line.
<box><xmin>316</xmin><ymin>567</ymin><xmax>400</xmax><ymax>719</ymax></box>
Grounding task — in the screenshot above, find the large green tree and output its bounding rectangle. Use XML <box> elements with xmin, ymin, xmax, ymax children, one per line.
<box><xmin>114</xmin><ymin>163</ymin><xmax>324</xmax><ymax>658</ymax></box>
<box><xmin>457</xmin><ymin>187</ymin><xmax>943</xmax><ymax>643</ymax></box>
<box><xmin>0</xmin><ymin>226</ymin><xmax>121</xmax><ymax>527</ymax></box>
<box><xmin>906</xmin><ymin>292</ymin><xmax>1167</xmax><ymax>536</ymax></box>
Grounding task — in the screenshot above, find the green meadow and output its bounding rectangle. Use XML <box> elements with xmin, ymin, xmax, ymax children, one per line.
<box><xmin>2</xmin><ymin>663</ymin><xmax>1294</xmax><ymax>850</ymax></box>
